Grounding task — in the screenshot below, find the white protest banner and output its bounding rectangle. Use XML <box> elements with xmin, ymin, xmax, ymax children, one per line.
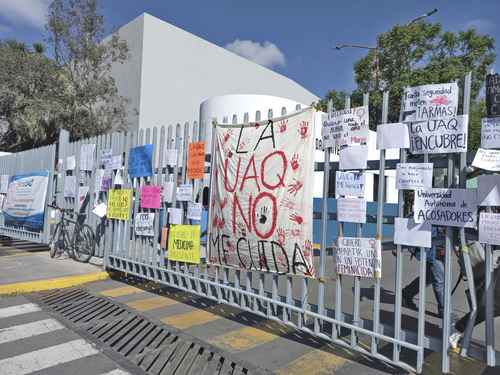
<box><xmin>162</xmin><ymin>180</ymin><xmax>174</xmax><ymax>202</ymax></box>
<box><xmin>208</xmin><ymin>109</ymin><xmax>315</xmax><ymax>277</ymax></box>
<box><xmin>164</xmin><ymin>149</ymin><xmax>178</xmax><ymax>167</ymax></box>
<box><xmin>393</xmin><ymin>217</ymin><xmax>431</xmax><ymax>248</ymax></box>
<box><xmin>337</xmin><ymin>197</ymin><xmax>366</xmax><ymax>223</ymax></box>
<box><xmin>339</xmin><ymin>145</ymin><xmax>368</xmax><ymax>170</ymax></box>
<box><xmin>101</xmin><ymin>148</ymin><xmax>112</xmax><ymax>169</ymax></box>
<box><xmin>92</xmin><ymin>203</ymin><xmax>107</xmax><ymax>218</ymax></box>
<box><xmin>408</xmin><ymin>115</ymin><xmax>468</xmax><ymax>154</ymax></box>
<box><xmin>176</xmin><ymin>184</ymin><xmax>193</xmax><ymax>201</ymax></box>
<box><xmin>64</xmin><ymin>175</ymin><xmax>76</xmax><ymax>198</ymax></box>
<box><xmin>187</xmin><ymin>202</ymin><xmax>202</xmax><ymax>220</ymax></box>
<box><xmin>479</xmin><ymin>212</ymin><xmax>500</xmax><ymax>245</ymax></box>
<box><xmin>134</xmin><ymin>212</ymin><xmax>155</xmax><ymax>237</ymax></box>
<box><xmin>481</xmin><ymin>118</ymin><xmax>500</xmax><ymax>149</ymax></box>
<box><xmin>402</xmin><ymin>82</ymin><xmax>459</xmax><ymax>122</ymax></box>
<box><xmin>80</xmin><ymin>143</ymin><xmax>96</xmax><ymax>171</ymax></box>
<box><xmin>322</xmin><ymin>106</ymin><xmax>368</xmax><ymax>148</ymax></box>
<box><xmin>414</xmin><ymin>188</ymin><xmax>477</xmax><ymax>228</ymax></box>
<box><xmin>376</xmin><ymin>123</ymin><xmax>409</xmax><ymax>150</ymax></box>
<box><xmin>396</xmin><ymin>163</ymin><xmax>433</xmax><ymax>190</ymax></box>
<box><xmin>66</xmin><ymin>155</ymin><xmax>76</xmax><ymax>170</ymax></box>
<box><xmin>334</xmin><ymin>237</ymin><xmax>381</xmax><ymax>278</ymax></box>
<box><xmin>0</xmin><ymin>174</ymin><xmax>9</xmax><ymax>194</ymax></box>
<box><xmin>336</xmin><ymin>171</ymin><xmax>365</xmax><ymax>197</ymax></box>
<box><xmin>477</xmin><ymin>175</ymin><xmax>500</xmax><ymax>206</ymax></box>
<box><xmin>472</xmin><ymin>148</ymin><xmax>500</xmax><ymax>171</ymax></box>
<box><xmin>168</xmin><ymin>207</ymin><xmax>183</xmax><ymax>224</ymax></box>
<box><xmin>78</xmin><ymin>186</ymin><xmax>89</xmax><ymax>210</ymax></box>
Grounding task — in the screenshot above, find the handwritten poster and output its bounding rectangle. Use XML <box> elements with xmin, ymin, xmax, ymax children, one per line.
<box><xmin>477</xmin><ymin>175</ymin><xmax>500</xmax><ymax>206</ymax></box>
<box><xmin>140</xmin><ymin>185</ymin><xmax>161</xmax><ymax>209</ymax></box>
<box><xmin>176</xmin><ymin>184</ymin><xmax>193</xmax><ymax>201</ymax></box>
<box><xmin>335</xmin><ymin>171</ymin><xmax>365</xmax><ymax>197</ymax></box>
<box><xmin>107</xmin><ymin>189</ymin><xmax>132</xmax><ymax>220</ymax></box>
<box><xmin>135</xmin><ymin>212</ymin><xmax>155</xmax><ymax>237</ymax></box>
<box><xmin>187</xmin><ymin>202</ymin><xmax>202</xmax><ymax>220</ymax></box>
<box><xmin>164</xmin><ymin>149</ymin><xmax>178</xmax><ymax>167</ymax></box>
<box><xmin>187</xmin><ymin>142</ymin><xmax>205</xmax><ymax>180</ymax></box>
<box><xmin>66</xmin><ymin>155</ymin><xmax>76</xmax><ymax>171</ymax></box>
<box><xmin>486</xmin><ymin>73</ymin><xmax>500</xmax><ymax>117</ymax></box>
<box><xmin>64</xmin><ymin>175</ymin><xmax>76</xmax><ymax>198</ymax></box>
<box><xmin>472</xmin><ymin>148</ymin><xmax>500</xmax><ymax>171</ymax></box>
<box><xmin>334</xmin><ymin>237</ymin><xmax>381</xmax><ymax>278</ymax></box>
<box><xmin>168</xmin><ymin>225</ymin><xmax>201</xmax><ymax>264</ymax></box>
<box><xmin>402</xmin><ymin>82</ymin><xmax>459</xmax><ymax>122</ymax></box>
<box><xmin>337</xmin><ymin>197</ymin><xmax>366</xmax><ymax>223</ymax></box>
<box><xmin>101</xmin><ymin>148</ymin><xmax>112</xmax><ymax>169</ymax></box>
<box><xmin>481</xmin><ymin>118</ymin><xmax>500</xmax><ymax>149</ymax></box>
<box><xmin>376</xmin><ymin>123</ymin><xmax>409</xmax><ymax>150</ymax></box>
<box><xmin>168</xmin><ymin>207</ymin><xmax>183</xmax><ymax>224</ymax></box>
<box><xmin>407</xmin><ymin>115</ymin><xmax>468</xmax><ymax>154</ymax></box>
<box><xmin>209</xmin><ymin>109</ymin><xmax>315</xmax><ymax>277</ymax></box>
<box><xmin>394</xmin><ymin>218</ymin><xmax>431</xmax><ymax>248</ymax></box>
<box><xmin>395</xmin><ymin>163</ymin><xmax>433</xmax><ymax>190</ymax></box>
<box><xmin>414</xmin><ymin>188</ymin><xmax>477</xmax><ymax>228</ymax></box>
<box><xmin>162</xmin><ymin>180</ymin><xmax>174</xmax><ymax>202</ymax></box>
<box><xmin>110</xmin><ymin>155</ymin><xmax>122</xmax><ymax>170</ymax></box>
<box><xmin>322</xmin><ymin>106</ymin><xmax>368</xmax><ymax>148</ymax></box>
<box><xmin>339</xmin><ymin>145</ymin><xmax>368</xmax><ymax>170</ymax></box>
<box><xmin>128</xmin><ymin>144</ymin><xmax>153</xmax><ymax>178</ymax></box>
<box><xmin>479</xmin><ymin>212</ymin><xmax>500</xmax><ymax>246</ymax></box>
<box><xmin>80</xmin><ymin>143</ymin><xmax>96</xmax><ymax>171</ymax></box>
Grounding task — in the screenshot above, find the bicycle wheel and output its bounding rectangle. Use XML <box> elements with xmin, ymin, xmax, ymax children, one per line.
<box><xmin>50</xmin><ymin>225</ymin><xmax>69</xmax><ymax>258</ymax></box>
<box><xmin>73</xmin><ymin>224</ymin><xmax>95</xmax><ymax>263</ymax></box>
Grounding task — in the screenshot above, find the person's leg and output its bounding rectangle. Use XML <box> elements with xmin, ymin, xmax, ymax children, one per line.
<box><xmin>429</xmin><ymin>258</ymin><xmax>445</xmax><ymax>317</ymax></box>
<box><xmin>403</xmin><ymin>263</ymin><xmax>433</xmax><ymax>309</ymax></box>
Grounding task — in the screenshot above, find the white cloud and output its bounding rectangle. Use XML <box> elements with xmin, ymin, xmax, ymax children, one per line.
<box><xmin>225</xmin><ymin>39</ymin><xmax>286</xmax><ymax>68</ymax></box>
<box><xmin>465</xmin><ymin>19</ymin><xmax>495</xmax><ymax>34</ymax></box>
<box><xmin>0</xmin><ymin>0</ymin><xmax>50</xmax><ymax>29</ymax></box>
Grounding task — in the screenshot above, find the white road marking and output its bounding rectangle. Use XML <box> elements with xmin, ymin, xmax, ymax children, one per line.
<box><xmin>0</xmin><ymin>303</ymin><xmax>41</xmax><ymax>318</ymax></box>
<box><xmin>0</xmin><ymin>318</ymin><xmax>65</xmax><ymax>345</ymax></box>
<box><xmin>100</xmin><ymin>369</ymin><xmax>131</xmax><ymax>375</ymax></box>
<box><xmin>0</xmin><ymin>339</ymin><xmax>99</xmax><ymax>375</ymax></box>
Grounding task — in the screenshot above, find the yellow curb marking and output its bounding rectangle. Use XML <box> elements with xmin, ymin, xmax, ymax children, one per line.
<box><xmin>209</xmin><ymin>325</ymin><xmax>279</xmax><ymax>352</ymax></box>
<box><xmin>0</xmin><ymin>271</ymin><xmax>109</xmax><ymax>295</ymax></box>
<box><xmin>126</xmin><ymin>296</ymin><xmax>178</xmax><ymax>312</ymax></box>
<box><xmin>161</xmin><ymin>309</ymin><xmax>220</xmax><ymax>330</ymax></box>
<box><xmin>99</xmin><ymin>285</ymin><xmax>143</xmax><ymax>298</ymax></box>
<box><xmin>275</xmin><ymin>348</ymin><xmax>348</xmax><ymax>375</ymax></box>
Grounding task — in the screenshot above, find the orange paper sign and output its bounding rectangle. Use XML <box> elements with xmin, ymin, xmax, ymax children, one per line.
<box><xmin>187</xmin><ymin>142</ymin><xmax>205</xmax><ymax>180</ymax></box>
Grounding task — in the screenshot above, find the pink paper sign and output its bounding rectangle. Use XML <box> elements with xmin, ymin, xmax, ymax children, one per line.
<box><xmin>140</xmin><ymin>185</ymin><xmax>161</xmax><ymax>209</ymax></box>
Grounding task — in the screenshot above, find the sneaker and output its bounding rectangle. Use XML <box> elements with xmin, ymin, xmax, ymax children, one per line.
<box><xmin>449</xmin><ymin>331</ymin><xmax>463</xmax><ymax>350</ymax></box>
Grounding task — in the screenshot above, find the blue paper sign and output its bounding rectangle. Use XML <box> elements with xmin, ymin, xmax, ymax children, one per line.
<box><xmin>128</xmin><ymin>144</ymin><xmax>153</xmax><ymax>178</ymax></box>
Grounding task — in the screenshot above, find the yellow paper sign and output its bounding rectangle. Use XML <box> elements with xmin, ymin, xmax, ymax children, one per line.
<box><xmin>107</xmin><ymin>189</ymin><xmax>132</xmax><ymax>220</ymax></box>
<box><xmin>168</xmin><ymin>225</ymin><xmax>200</xmax><ymax>264</ymax></box>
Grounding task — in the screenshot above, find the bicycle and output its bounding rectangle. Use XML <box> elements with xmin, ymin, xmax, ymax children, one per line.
<box><xmin>48</xmin><ymin>203</ymin><xmax>95</xmax><ymax>263</ymax></box>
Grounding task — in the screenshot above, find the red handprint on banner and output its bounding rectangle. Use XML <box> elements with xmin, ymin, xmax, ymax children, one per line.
<box><xmin>220</xmin><ymin>196</ymin><xmax>228</xmax><ymax>209</ymax></box>
<box><xmin>277</xmin><ymin>228</ymin><xmax>286</xmax><ymax>246</ymax></box>
<box><xmin>280</xmin><ymin>198</ymin><xmax>296</xmax><ymax>210</ymax></box>
<box><xmin>278</xmin><ymin>120</ymin><xmax>288</xmax><ymax>133</ymax></box>
<box><xmin>303</xmin><ymin>240</ymin><xmax>313</xmax><ymax>257</ymax></box>
<box><xmin>290</xmin><ymin>154</ymin><xmax>299</xmax><ymax>171</ymax></box>
<box><xmin>289</xmin><ymin>213</ymin><xmax>304</xmax><ymax>225</ymax></box>
<box><xmin>287</xmin><ymin>179</ymin><xmax>303</xmax><ymax>196</ymax></box>
<box><xmin>298</xmin><ymin>121</ymin><xmax>309</xmax><ymax>139</ymax></box>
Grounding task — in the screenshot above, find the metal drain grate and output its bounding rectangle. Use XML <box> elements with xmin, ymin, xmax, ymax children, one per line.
<box><xmin>34</xmin><ymin>288</ymin><xmax>267</xmax><ymax>375</ymax></box>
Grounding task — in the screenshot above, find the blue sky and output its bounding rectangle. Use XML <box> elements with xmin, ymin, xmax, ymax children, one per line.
<box><xmin>0</xmin><ymin>0</ymin><xmax>498</xmax><ymax>98</ymax></box>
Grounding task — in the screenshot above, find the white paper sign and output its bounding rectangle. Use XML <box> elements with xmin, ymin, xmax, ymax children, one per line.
<box><xmin>0</xmin><ymin>174</ymin><xmax>9</xmax><ymax>194</ymax></box>
<box><xmin>78</xmin><ymin>185</ymin><xmax>89</xmax><ymax>210</ymax></box>
<box><xmin>339</xmin><ymin>145</ymin><xmax>368</xmax><ymax>170</ymax></box>
<box><xmin>101</xmin><ymin>149</ymin><xmax>112</xmax><ymax>169</ymax></box>
<box><xmin>176</xmin><ymin>184</ymin><xmax>193</xmax><ymax>201</ymax></box>
<box><xmin>376</xmin><ymin>123</ymin><xmax>410</xmax><ymax>150</ymax></box>
<box><xmin>472</xmin><ymin>148</ymin><xmax>500</xmax><ymax>171</ymax></box>
<box><xmin>66</xmin><ymin>155</ymin><xmax>76</xmax><ymax>171</ymax></box>
<box><xmin>414</xmin><ymin>188</ymin><xmax>477</xmax><ymax>228</ymax></box>
<box><xmin>336</xmin><ymin>171</ymin><xmax>365</xmax><ymax>197</ymax></box>
<box><xmin>168</xmin><ymin>207</ymin><xmax>183</xmax><ymax>224</ymax></box>
<box><xmin>110</xmin><ymin>155</ymin><xmax>122</xmax><ymax>170</ymax></box>
<box><xmin>187</xmin><ymin>202</ymin><xmax>202</xmax><ymax>220</ymax></box>
<box><xmin>135</xmin><ymin>212</ymin><xmax>155</xmax><ymax>237</ymax></box>
<box><xmin>402</xmin><ymin>83</ymin><xmax>459</xmax><ymax>122</ymax></box>
<box><xmin>162</xmin><ymin>180</ymin><xmax>175</xmax><ymax>202</ymax></box>
<box><xmin>479</xmin><ymin>212</ymin><xmax>500</xmax><ymax>245</ymax></box>
<box><xmin>334</xmin><ymin>237</ymin><xmax>381</xmax><ymax>278</ymax></box>
<box><xmin>95</xmin><ymin>169</ymin><xmax>104</xmax><ymax>193</ymax></box>
<box><xmin>164</xmin><ymin>149</ymin><xmax>178</xmax><ymax>167</ymax></box>
<box><xmin>481</xmin><ymin>118</ymin><xmax>500</xmax><ymax>149</ymax></box>
<box><xmin>114</xmin><ymin>168</ymin><xmax>124</xmax><ymax>185</ymax></box>
<box><xmin>394</xmin><ymin>217</ymin><xmax>432</xmax><ymax>248</ymax></box>
<box><xmin>92</xmin><ymin>203</ymin><xmax>107</xmax><ymax>218</ymax></box>
<box><xmin>396</xmin><ymin>163</ymin><xmax>433</xmax><ymax>190</ymax></box>
<box><xmin>80</xmin><ymin>143</ymin><xmax>96</xmax><ymax>171</ymax></box>
<box><xmin>337</xmin><ymin>197</ymin><xmax>366</xmax><ymax>223</ymax></box>
<box><xmin>408</xmin><ymin>115</ymin><xmax>468</xmax><ymax>154</ymax></box>
<box><xmin>64</xmin><ymin>175</ymin><xmax>76</xmax><ymax>198</ymax></box>
<box><xmin>478</xmin><ymin>175</ymin><xmax>500</xmax><ymax>206</ymax></box>
<box><xmin>322</xmin><ymin>106</ymin><xmax>369</xmax><ymax>148</ymax></box>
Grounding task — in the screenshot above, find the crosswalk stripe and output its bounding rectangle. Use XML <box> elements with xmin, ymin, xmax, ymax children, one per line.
<box><xmin>0</xmin><ymin>303</ymin><xmax>41</xmax><ymax>318</ymax></box>
<box><xmin>0</xmin><ymin>318</ymin><xmax>65</xmax><ymax>345</ymax></box>
<box><xmin>99</xmin><ymin>369</ymin><xmax>131</xmax><ymax>375</ymax></box>
<box><xmin>0</xmin><ymin>339</ymin><xmax>99</xmax><ymax>375</ymax></box>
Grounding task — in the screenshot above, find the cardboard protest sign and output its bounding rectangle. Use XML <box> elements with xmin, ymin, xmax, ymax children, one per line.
<box><xmin>80</xmin><ymin>143</ymin><xmax>96</xmax><ymax>171</ymax></box>
<box><xmin>66</xmin><ymin>155</ymin><xmax>76</xmax><ymax>171</ymax></box>
<box><xmin>376</xmin><ymin>123</ymin><xmax>409</xmax><ymax>150</ymax></box>
<box><xmin>486</xmin><ymin>73</ymin><xmax>500</xmax><ymax>117</ymax></box>
<box><xmin>64</xmin><ymin>175</ymin><xmax>76</xmax><ymax>198</ymax></box>
<box><xmin>481</xmin><ymin>118</ymin><xmax>500</xmax><ymax>149</ymax></box>
<box><xmin>337</xmin><ymin>197</ymin><xmax>366</xmax><ymax>223</ymax></box>
<box><xmin>477</xmin><ymin>175</ymin><xmax>500</xmax><ymax>206</ymax></box>
<box><xmin>135</xmin><ymin>212</ymin><xmax>155</xmax><ymax>236</ymax></box>
<box><xmin>402</xmin><ymin>83</ymin><xmax>459</xmax><ymax>122</ymax></box>
<box><xmin>168</xmin><ymin>225</ymin><xmax>201</xmax><ymax>264</ymax></box>
<box><xmin>335</xmin><ymin>171</ymin><xmax>365</xmax><ymax>197</ymax></box>
<box><xmin>208</xmin><ymin>109</ymin><xmax>315</xmax><ymax>277</ymax></box>
<box><xmin>472</xmin><ymin>148</ymin><xmax>500</xmax><ymax>171</ymax></box>
<box><xmin>408</xmin><ymin>115</ymin><xmax>468</xmax><ymax>154</ymax></box>
<box><xmin>479</xmin><ymin>212</ymin><xmax>500</xmax><ymax>246</ymax></box>
<box><xmin>0</xmin><ymin>174</ymin><xmax>9</xmax><ymax>194</ymax></box>
<box><xmin>187</xmin><ymin>202</ymin><xmax>202</xmax><ymax>220</ymax></box>
<box><xmin>107</xmin><ymin>189</ymin><xmax>132</xmax><ymax>220</ymax></box>
<box><xmin>321</xmin><ymin>106</ymin><xmax>368</xmax><ymax>149</ymax></box>
<box><xmin>339</xmin><ymin>145</ymin><xmax>368</xmax><ymax>170</ymax></box>
<box><xmin>187</xmin><ymin>142</ymin><xmax>205</xmax><ymax>180</ymax></box>
<box><xmin>128</xmin><ymin>144</ymin><xmax>153</xmax><ymax>178</ymax></box>
<box><xmin>140</xmin><ymin>185</ymin><xmax>161</xmax><ymax>209</ymax></box>
<box><xmin>334</xmin><ymin>237</ymin><xmax>381</xmax><ymax>278</ymax></box>
<box><xmin>414</xmin><ymin>188</ymin><xmax>477</xmax><ymax>228</ymax></box>
<box><xmin>176</xmin><ymin>184</ymin><xmax>193</xmax><ymax>201</ymax></box>
<box><xmin>394</xmin><ymin>217</ymin><xmax>431</xmax><ymax>248</ymax></box>
<box><xmin>395</xmin><ymin>163</ymin><xmax>433</xmax><ymax>190</ymax></box>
